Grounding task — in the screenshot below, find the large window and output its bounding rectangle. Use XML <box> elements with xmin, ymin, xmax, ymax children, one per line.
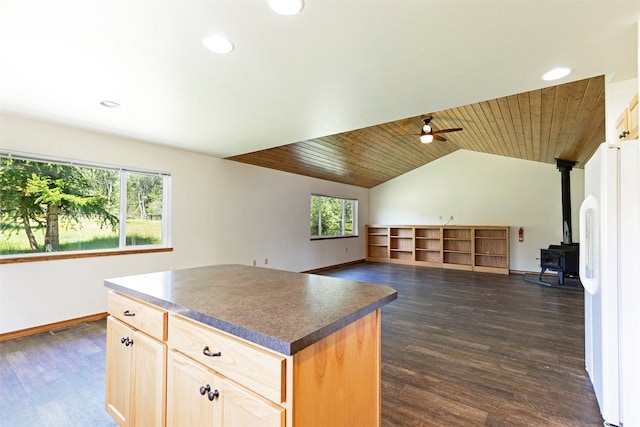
<box><xmin>310</xmin><ymin>194</ymin><xmax>357</xmax><ymax>238</ymax></box>
<box><xmin>0</xmin><ymin>152</ymin><xmax>171</xmax><ymax>256</ymax></box>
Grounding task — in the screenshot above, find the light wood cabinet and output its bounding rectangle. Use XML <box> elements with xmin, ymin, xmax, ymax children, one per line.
<box><xmin>166</xmin><ymin>350</ymin><xmax>285</xmax><ymax>427</ymax></box>
<box><xmin>292</xmin><ymin>310</ymin><xmax>381</xmax><ymax>426</ymax></box>
<box><xmin>168</xmin><ymin>315</ymin><xmax>285</xmax><ymax>405</ymax></box>
<box><xmin>217</xmin><ymin>374</ymin><xmax>285</xmax><ymax>427</ymax></box>
<box><xmin>106</xmin><ymin>316</ymin><xmax>133</xmax><ymax>425</ymax></box>
<box><xmin>105</xmin><ymin>315</ymin><xmax>166</xmax><ymax>427</ymax></box>
<box><xmin>107</xmin><ymin>290</ymin><xmax>385</xmax><ymax>426</ymax></box>
<box><xmin>166</xmin><ymin>309</ymin><xmax>381</xmax><ymax>427</ymax></box>
<box><xmin>366</xmin><ymin>226</ymin><xmax>389</xmax><ymax>261</ymax></box>
<box><xmin>167</xmin><ymin>314</ymin><xmax>285</xmax><ymax>427</ymax></box>
<box><xmin>366</xmin><ymin>225</ymin><xmax>509</xmax><ymax>275</ymax></box>
<box><xmin>166</xmin><ymin>350</ymin><xmax>219</xmax><ymax>426</ymax></box>
<box><xmin>630</xmin><ymin>95</ymin><xmax>639</xmax><ymax>139</ymax></box>
<box><xmin>442</xmin><ymin>227</ymin><xmax>473</xmax><ymax>270</ymax></box>
<box><xmin>414</xmin><ymin>226</ymin><xmax>442</xmax><ymax>267</ymax></box>
<box><xmin>389</xmin><ymin>226</ymin><xmax>414</xmax><ymax>262</ymax></box>
<box><xmin>474</xmin><ymin>227</ymin><xmax>510</xmax><ymax>273</ymax></box>
<box><xmin>616</xmin><ymin>94</ymin><xmax>638</xmax><ymax>141</ymax></box>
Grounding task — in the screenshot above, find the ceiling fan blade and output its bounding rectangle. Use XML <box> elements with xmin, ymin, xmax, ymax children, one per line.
<box><xmin>432</xmin><ymin>128</ymin><xmax>463</xmax><ymax>134</ymax></box>
<box><xmin>433</xmin><ymin>134</ymin><xmax>447</xmax><ymax>142</ymax></box>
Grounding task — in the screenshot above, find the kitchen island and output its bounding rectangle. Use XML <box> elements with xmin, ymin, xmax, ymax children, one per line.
<box><xmin>104</xmin><ymin>264</ymin><xmax>397</xmax><ymax>427</ymax></box>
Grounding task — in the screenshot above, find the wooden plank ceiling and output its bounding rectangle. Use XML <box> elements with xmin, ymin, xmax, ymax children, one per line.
<box><xmin>226</xmin><ymin>75</ymin><xmax>605</xmax><ymax>189</ymax></box>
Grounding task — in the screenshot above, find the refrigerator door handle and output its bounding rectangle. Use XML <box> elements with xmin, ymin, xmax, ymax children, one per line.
<box><xmin>579</xmin><ymin>194</ymin><xmax>599</xmax><ymax>295</ymax></box>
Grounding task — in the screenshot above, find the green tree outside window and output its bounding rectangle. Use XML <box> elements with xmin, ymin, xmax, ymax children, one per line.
<box><xmin>0</xmin><ymin>155</ymin><xmax>169</xmax><ymax>255</ymax></box>
<box><xmin>310</xmin><ymin>194</ymin><xmax>357</xmax><ymax>238</ymax></box>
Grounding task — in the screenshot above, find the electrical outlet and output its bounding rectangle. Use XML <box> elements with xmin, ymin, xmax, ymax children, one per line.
<box><xmin>450</xmin><ymin>215</ymin><xmax>454</xmax><ymax>220</ymax></box>
<box><xmin>346</xmin><ymin>247</ymin><xmax>348</xmax><ymax>253</ymax></box>
<box><xmin>439</xmin><ymin>215</ymin><xmax>443</xmax><ymax>220</ymax></box>
<box><xmin>252</xmin><ymin>260</ymin><xmax>256</xmax><ymax>266</ymax></box>
<box><xmin>264</xmin><ymin>258</ymin><xmax>268</xmax><ymax>265</ymax></box>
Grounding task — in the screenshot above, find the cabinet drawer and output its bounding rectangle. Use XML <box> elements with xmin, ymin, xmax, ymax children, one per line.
<box><xmin>108</xmin><ymin>291</ymin><xmax>167</xmax><ymax>341</ymax></box>
<box><xmin>168</xmin><ymin>314</ymin><xmax>286</xmax><ymax>405</ymax></box>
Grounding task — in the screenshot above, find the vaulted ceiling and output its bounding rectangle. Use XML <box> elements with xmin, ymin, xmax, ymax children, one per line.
<box><xmin>227</xmin><ymin>76</ymin><xmax>605</xmax><ymax>188</ymax></box>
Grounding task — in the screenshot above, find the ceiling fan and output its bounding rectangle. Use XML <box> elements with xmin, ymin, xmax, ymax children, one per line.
<box><xmin>417</xmin><ymin>116</ymin><xmax>463</xmax><ymax>143</ymax></box>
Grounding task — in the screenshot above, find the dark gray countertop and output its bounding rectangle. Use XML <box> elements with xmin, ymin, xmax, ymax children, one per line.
<box><xmin>104</xmin><ymin>264</ymin><xmax>397</xmax><ymax>355</ymax></box>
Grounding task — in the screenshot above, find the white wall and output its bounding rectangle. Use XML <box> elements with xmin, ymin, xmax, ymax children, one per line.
<box><xmin>370</xmin><ymin>150</ymin><xmax>584</xmax><ymax>272</ymax></box>
<box><xmin>0</xmin><ymin>113</ymin><xmax>368</xmax><ymax>333</ymax></box>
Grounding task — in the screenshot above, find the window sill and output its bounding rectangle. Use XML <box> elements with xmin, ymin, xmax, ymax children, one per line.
<box><xmin>0</xmin><ymin>247</ymin><xmax>173</xmax><ymax>265</ymax></box>
<box><xmin>310</xmin><ymin>235</ymin><xmax>359</xmax><ymax>241</ymax></box>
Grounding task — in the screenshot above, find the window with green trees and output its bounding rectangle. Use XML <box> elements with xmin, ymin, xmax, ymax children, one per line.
<box><xmin>310</xmin><ymin>194</ymin><xmax>357</xmax><ymax>238</ymax></box>
<box><xmin>0</xmin><ymin>152</ymin><xmax>171</xmax><ymax>256</ymax></box>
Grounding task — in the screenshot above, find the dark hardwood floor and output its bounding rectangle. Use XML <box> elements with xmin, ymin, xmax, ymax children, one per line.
<box><xmin>0</xmin><ymin>262</ymin><xmax>602</xmax><ymax>426</ymax></box>
<box><xmin>319</xmin><ymin>262</ymin><xmax>603</xmax><ymax>427</ymax></box>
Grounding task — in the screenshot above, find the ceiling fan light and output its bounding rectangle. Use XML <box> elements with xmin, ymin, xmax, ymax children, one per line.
<box><xmin>268</xmin><ymin>0</ymin><xmax>304</xmax><ymax>15</ymax></box>
<box><xmin>420</xmin><ymin>134</ymin><xmax>434</xmax><ymax>144</ymax></box>
<box><xmin>423</xmin><ymin>124</ymin><xmax>432</xmax><ymax>133</ymax></box>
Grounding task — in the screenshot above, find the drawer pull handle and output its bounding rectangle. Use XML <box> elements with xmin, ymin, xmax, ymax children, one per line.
<box><xmin>208</xmin><ymin>390</ymin><xmax>219</xmax><ymax>401</ymax></box>
<box><xmin>123</xmin><ymin>310</ymin><xmax>135</xmax><ymax>317</ymax></box>
<box><xmin>202</xmin><ymin>346</ymin><xmax>221</xmax><ymax>357</ymax></box>
<box><xmin>199</xmin><ymin>384</ymin><xmax>211</xmax><ymax>396</ymax></box>
<box><xmin>121</xmin><ymin>337</ymin><xmax>133</xmax><ymax>346</ymax></box>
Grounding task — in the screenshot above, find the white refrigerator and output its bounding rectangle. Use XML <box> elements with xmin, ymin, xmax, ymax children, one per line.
<box><xmin>579</xmin><ymin>139</ymin><xmax>640</xmax><ymax>426</ymax></box>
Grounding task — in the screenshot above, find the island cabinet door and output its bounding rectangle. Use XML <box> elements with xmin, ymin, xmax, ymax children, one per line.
<box><xmin>167</xmin><ymin>350</ymin><xmax>220</xmax><ymax>427</ymax></box>
<box><xmin>131</xmin><ymin>330</ymin><xmax>167</xmax><ymax>427</ymax></box>
<box><xmin>167</xmin><ymin>350</ymin><xmax>285</xmax><ymax>427</ymax></box>
<box><xmin>106</xmin><ymin>316</ymin><xmax>167</xmax><ymax>427</ymax></box>
<box><xmin>106</xmin><ymin>316</ymin><xmax>133</xmax><ymax>426</ymax></box>
<box><xmin>217</xmin><ymin>375</ymin><xmax>285</xmax><ymax>427</ymax></box>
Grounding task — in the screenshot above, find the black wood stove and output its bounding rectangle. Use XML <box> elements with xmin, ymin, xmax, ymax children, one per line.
<box><xmin>535</xmin><ymin>159</ymin><xmax>580</xmax><ymax>287</ymax></box>
<box><xmin>540</xmin><ymin>243</ymin><xmax>579</xmax><ymax>285</ymax></box>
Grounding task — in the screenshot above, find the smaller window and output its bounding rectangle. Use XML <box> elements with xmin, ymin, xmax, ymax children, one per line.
<box><xmin>310</xmin><ymin>194</ymin><xmax>357</xmax><ymax>238</ymax></box>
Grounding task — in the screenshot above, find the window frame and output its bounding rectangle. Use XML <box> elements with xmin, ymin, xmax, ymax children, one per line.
<box><xmin>0</xmin><ymin>150</ymin><xmax>172</xmax><ymax>262</ymax></box>
<box><xmin>310</xmin><ymin>193</ymin><xmax>358</xmax><ymax>240</ymax></box>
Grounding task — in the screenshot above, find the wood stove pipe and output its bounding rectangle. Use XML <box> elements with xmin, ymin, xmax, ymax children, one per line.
<box><xmin>556</xmin><ymin>159</ymin><xmax>577</xmax><ymax>244</ymax></box>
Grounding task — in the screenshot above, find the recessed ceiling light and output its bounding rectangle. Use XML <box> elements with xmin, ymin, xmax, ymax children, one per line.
<box><xmin>100</xmin><ymin>100</ymin><xmax>120</xmax><ymax>108</ymax></box>
<box><xmin>202</xmin><ymin>34</ymin><xmax>234</xmax><ymax>54</ymax></box>
<box><xmin>268</xmin><ymin>0</ymin><xmax>304</xmax><ymax>15</ymax></box>
<box><xmin>542</xmin><ymin>67</ymin><xmax>571</xmax><ymax>81</ymax></box>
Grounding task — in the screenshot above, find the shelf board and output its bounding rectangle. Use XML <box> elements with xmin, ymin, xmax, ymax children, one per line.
<box><xmin>366</xmin><ymin>224</ymin><xmax>508</xmax><ymax>275</ymax></box>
